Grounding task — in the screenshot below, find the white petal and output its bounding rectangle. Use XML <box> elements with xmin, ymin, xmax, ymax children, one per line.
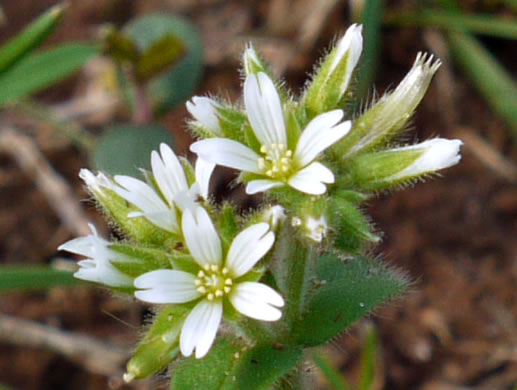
<box><xmin>242</xmin><ymin>43</ymin><xmax>262</xmax><ymax>75</ymax></box>
<box><xmin>134</xmin><ymin>270</ymin><xmax>200</xmax><ymax>304</ymax></box>
<box><xmin>226</xmin><ymin>223</ymin><xmax>275</xmax><ymax>278</ymax></box>
<box><xmin>230</xmin><ymin>282</ymin><xmax>284</xmax><ymax>321</ymax></box>
<box><xmin>388</xmin><ymin>138</ymin><xmax>463</xmax><ymax>180</ymax></box>
<box><xmin>295</xmin><ymin>110</ymin><xmax>351</xmax><ymax>167</ymax></box>
<box><xmin>244</xmin><ymin>72</ymin><xmax>286</xmax><ymax>147</ymax></box>
<box><xmin>114</xmin><ymin>175</ymin><xmax>178</xmax><ymax>232</ymax></box>
<box><xmin>180</xmin><ymin>300</ymin><xmax>222</xmax><ymax>359</ymax></box>
<box><xmin>195</xmin><ymin>157</ymin><xmax>216</xmax><ymax>200</ymax></box>
<box><xmin>79</xmin><ymin>169</ymin><xmax>113</xmax><ymax>194</ymax></box>
<box><xmin>58</xmin><ymin>224</ymin><xmax>101</xmax><ymax>258</ymax></box>
<box><xmin>186</xmin><ymin>96</ymin><xmax>222</xmax><ymax>135</ymax></box>
<box><xmin>191</xmin><ymin>139</ymin><xmax>262</xmax><ymax>174</ymax></box>
<box><xmin>245</xmin><ymin>180</ymin><xmax>284</xmax><ymax>195</ymax></box>
<box><xmin>288</xmin><ymin>162</ymin><xmax>334</xmax><ymax>195</ymax></box>
<box><xmin>151</xmin><ymin>143</ymin><xmax>188</xmax><ymax>206</ymax></box>
<box><xmin>182</xmin><ymin>207</ymin><xmax>222</xmax><ymax>267</ymax></box>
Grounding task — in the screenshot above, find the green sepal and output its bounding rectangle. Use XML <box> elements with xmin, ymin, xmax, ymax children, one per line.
<box><xmin>328</xmin><ymin>198</ymin><xmax>379</xmax><ymax>253</ymax></box>
<box><xmin>340</xmin><ymin>148</ymin><xmax>422</xmax><ymax>191</ymax></box>
<box><xmin>217</xmin><ymin>103</ymin><xmax>248</xmax><ymax>141</ymax></box>
<box><xmin>333</xmin><ymin>189</ymin><xmax>369</xmax><ymax>204</ymax></box>
<box><xmin>303</xmin><ymin>47</ymin><xmax>356</xmax><ymax>120</ymax></box>
<box><xmin>109</xmin><ymin>243</ymin><xmax>174</xmax><ymax>277</ymax></box>
<box><xmin>126</xmin><ymin>305</ymin><xmax>189</xmax><ymax>380</ymax></box>
<box><xmin>243</xmin><ymin>123</ymin><xmax>262</xmax><ymax>154</ymax></box>
<box><xmin>292</xmin><ymin>253</ymin><xmax>408</xmax><ymax>346</ymax></box>
<box><xmin>285</xmin><ymin>108</ymin><xmax>302</xmax><ymax>152</ymax></box>
<box><xmin>93</xmin><ymin>187</ymin><xmax>173</xmax><ymax>245</ymax></box>
<box><xmin>179</xmin><ymin>157</ymin><xmax>195</xmax><ymax>187</ymax></box>
<box><xmin>216</xmin><ymin>203</ymin><xmax>239</xmax><ymax>253</ymax></box>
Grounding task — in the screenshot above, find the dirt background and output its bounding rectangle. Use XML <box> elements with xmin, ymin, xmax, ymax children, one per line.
<box><xmin>1</xmin><ymin>1</ymin><xmax>517</xmax><ymax>389</ymax></box>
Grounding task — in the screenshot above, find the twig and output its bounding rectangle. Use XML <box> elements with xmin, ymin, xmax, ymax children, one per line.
<box><xmin>0</xmin><ymin>126</ymin><xmax>91</xmax><ymax>236</ymax></box>
<box><xmin>0</xmin><ymin>313</ymin><xmax>129</xmax><ymax>376</ymax></box>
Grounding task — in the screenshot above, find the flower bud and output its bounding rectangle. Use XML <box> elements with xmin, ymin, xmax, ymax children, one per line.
<box><xmin>186</xmin><ymin>96</ymin><xmax>222</xmax><ymax>137</ymax></box>
<box><xmin>243</xmin><ymin>43</ymin><xmax>267</xmax><ymax>76</ymax></box>
<box><xmin>343</xmin><ymin>138</ymin><xmax>463</xmax><ymax>191</ymax></box>
<box><xmin>124</xmin><ymin>306</ymin><xmax>189</xmax><ymax>381</ymax></box>
<box><xmin>304</xmin><ymin>24</ymin><xmax>363</xmax><ymax>118</ymax></box>
<box><xmin>80</xmin><ymin>169</ymin><xmax>170</xmax><ymax>245</ymax></box>
<box><xmin>336</xmin><ymin>53</ymin><xmax>442</xmax><ymax>157</ymax></box>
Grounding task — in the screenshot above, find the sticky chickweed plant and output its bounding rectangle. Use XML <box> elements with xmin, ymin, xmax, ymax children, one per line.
<box><xmin>59</xmin><ymin>24</ymin><xmax>462</xmax><ymax>389</ymax></box>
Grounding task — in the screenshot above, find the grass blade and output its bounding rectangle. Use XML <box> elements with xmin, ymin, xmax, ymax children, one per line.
<box><xmin>385</xmin><ymin>10</ymin><xmax>517</xmax><ymax>40</ymax></box>
<box><xmin>313</xmin><ymin>352</ymin><xmax>352</xmax><ymax>390</ymax></box>
<box><xmin>0</xmin><ymin>4</ymin><xmax>64</xmax><ymax>73</ymax></box>
<box><xmin>448</xmin><ymin>31</ymin><xmax>517</xmax><ymax>138</ymax></box>
<box><xmin>0</xmin><ymin>43</ymin><xmax>99</xmax><ymax>106</ymax></box>
<box><xmin>0</xmin><ymin>266</ymin><xmax>78</xmax><ymax>292</ymax></box>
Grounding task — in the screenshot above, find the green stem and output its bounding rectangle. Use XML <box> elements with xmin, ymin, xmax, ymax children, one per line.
<box><xmin>13</xmin><ymin>99</ymin><xmax>96</xmax><ymax>152</ymax></box>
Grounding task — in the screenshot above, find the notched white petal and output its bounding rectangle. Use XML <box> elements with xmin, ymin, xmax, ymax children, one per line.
<box><xmin>191</xmin><ymin>139</ymin><xmax>262</xmax><ymax>174</ymax></box>
<box><xmin>230</xmin><ymin>282</ymin><xmax>284</xmax><ymax>321</ymax></box>
<box><xmin>245</xmin><ymin>180</ymin><xmax>284</xmax><ymax>195</ymax></box>
<box><xmin>288</xmin><ymin>162</ymin><xmax>334</xmax><ymax>195</ymax></box>
<box><xmin>182</xmin><ymin>207</ymin><xmax>222</xmax><ymax>267</ymax></box>
<box><xmin>226</xmin><ymin>223</ymin><xmax>275</xmax><ymax>278</ymax></box>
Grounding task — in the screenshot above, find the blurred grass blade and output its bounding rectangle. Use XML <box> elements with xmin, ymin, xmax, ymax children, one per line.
<box><xmin>0</xmin><ymin>4</ymin><xmax>65</xmax><ymax>73</ymax></box>
<box><xmin>358</xmin><ymin>323</ymin><xmax>379</xmax><ymax>390</ymax></box>
<box><xmin>385</xmin><ymin>10</ymin><xmax>517</xmax><ymax>40</ymax></box>
<box><xmin>354</xmin><ymin>0</ymin><xmax>384</xmax><ymax>101</ymax></box>
<box><xmin>448</xmin><ymin>32</ymin><xmax>517</xmax><ymax>138</ymax></box>
<box><xmin>0</xmin><ymin>43</ymin><xmax>99</xmax><ymax>106</ymax></box>
<box><xmin>313</xmin><ymin>352</ymin><xmax>352</xmax><ymax>390</ymax></box>
<box><xmin>0</xmin><ymin>266</ymin><xmax>78</xmax><ymax>292</ymax></box>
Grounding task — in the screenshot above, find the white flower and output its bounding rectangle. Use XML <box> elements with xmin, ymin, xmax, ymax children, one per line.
<box><xmin>113</xmin><ymin>143</ymin><xmax>215</xmax><ymax>234</ymax></box>
<box><xmin>134</xmin><ymin>207</ymin><xmax>283</xmax><ymax>359</ymax></box>
<box><xmin>186</xmin><ymin>97</ymin><xmax>222</xmax><ymax>136</ymax></box>
<box><xmin>386</xmin><ymin>138</ymin><xmax>463</xmax><ymax>181</ymax></box>
<box><xmin>304</xmin><ymin>215</ymin><xmax>328</xmax><ymax>243</ymax></box>
<box><xmin>191</xmin><ymin>72</ymin><xmax>351</xmax><ymax>195</ymax></box>
<box><xmin>328</xmin><ymin>23</ymin><xmax>363</xmax><ymax>99</ymax></box>
<box><xmin>58</xmin><ymin>224</ymin><xmax>132</xmax><ymax>287</ymax></box>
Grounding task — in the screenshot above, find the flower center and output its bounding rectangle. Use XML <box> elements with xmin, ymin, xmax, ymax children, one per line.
<box><xmin>257</xmin><ymin>143</ymin><xmax>293</xmax><ymax>179</ymax></box>
<box><xmin>194</xmin><ymin>264</ymin><xmax>233</xmax><ymax>301</ymax></box>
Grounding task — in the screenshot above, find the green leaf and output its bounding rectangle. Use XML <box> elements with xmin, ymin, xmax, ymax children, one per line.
<box><xmin>222</xmin><ymin>345</ymin><xmax>303</xmax><ymax>390</ymax></box>
<box><xmin>0</xmin><ymin>4</ymin><xmax>64</xmax><ymax>74</ymax></box>
<box><xmin>91</xmin><ymin>124</ymin><xmax>174</xmax><ymax>176</ymax></box>
<box><xmin>170</xmin><ymin>338</ymin><xmax>302</xmax><ymax>390</ymax></box>
<box><xmin>0</xmin><ymin>266</ymin><xmax>77</xmax><ymax>292</ymax></box>
<box><xmin>134</xmin><ymin>34</ymin><xmax>186</xmax><ymax>83</ymax></box>
<box><xmin>0</xmin><ymin>43</ymin><xmax>99</xmax><ymax>106</ymax></box>
<box><xmin>292</xmin><ymin>253</ymin><xmax>408</xmax><ymax>346</ymax></box>
<box><xmin>170</xmin><ymin>337</ymin><xmax>243</xmax><ymax>389</ymax></box>
<box><xmin>124</xmin><ymin>14</ymin><xmax>203</xmax><ymax>112</ymax></box>
<box><xmin>447</xmin><ymin>31</ymin><xmax>517</xmax><ymax>138</ymax></box>
<box><xmin>384</xmin><ymin>10</ymin><xmax>517</xmax><ymax>40</ymax></box>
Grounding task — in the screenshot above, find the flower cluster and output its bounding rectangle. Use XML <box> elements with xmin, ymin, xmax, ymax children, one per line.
<box><xmin>59</xmin><ymin>23</ymin><xmax>462</xmax><ymax>384</ymax></box>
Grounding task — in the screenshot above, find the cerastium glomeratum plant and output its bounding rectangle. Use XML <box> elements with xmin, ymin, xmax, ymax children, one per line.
<box><xmin>59</xmin><ymin>24</ymin><xmax>462</xmax><ymax>389</ymax></box>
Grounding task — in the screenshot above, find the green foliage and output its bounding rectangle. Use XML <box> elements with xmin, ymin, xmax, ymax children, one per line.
<box><xmin>170</xmin><ymin>338</ymin><xmax>302</xmax><ymax>390</ymax></box>
<box><xmin>110</xmin><ymin>243</ymin><xmax>175</xmax><ymax>277</ymax></box>
<box><xmin>313</xmin><ymin>352</ymin><xmax>352</xmax><ymax>390</ymax></box>
<box><xmin>124</xmin><ymin>14</ymin><xmax>203</xmax><ymax>112</ymax></box>
<box><xmin>91</xmin><ymin>124</ymin><xmax>174</xmax><ymax>176</ymax></box>
<box><xmin>0</xmin><ymin>266</ymin><xmax>77</xmax><ymax>292</ymax></box>
<box><xmin>0</xmin><ymin>44</ymin><xmax>99</xmax><ymax>106</ymax></box>
<box><xmin>292</xmin><ymin>253</ymin><xmax>407</xmax><ymax>346</ymax></box>
<box><xmin>0</xmin><ymin>4</ymin><xmax>64</xmax><ymax>73</ymax></box>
